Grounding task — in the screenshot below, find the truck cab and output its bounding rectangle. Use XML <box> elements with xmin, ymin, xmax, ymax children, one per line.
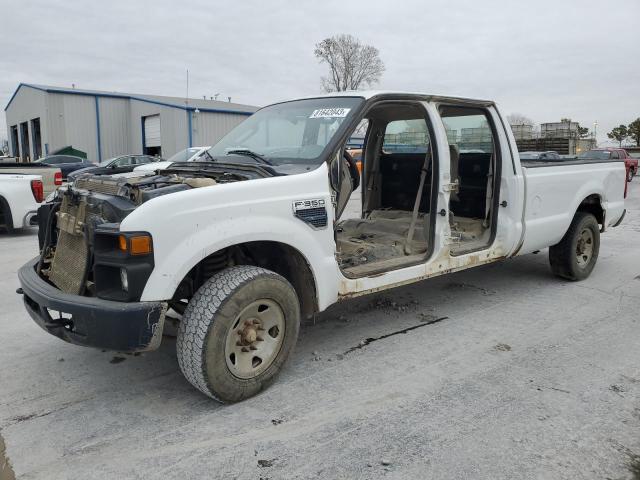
<box><xmin>18</xmin><ymin>92</ymin><xmax>627</xmax><ymax>402</ymax></box>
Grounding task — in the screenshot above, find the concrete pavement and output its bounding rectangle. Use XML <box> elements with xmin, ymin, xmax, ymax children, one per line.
<box><xmin>0</xmin><ymin>183</ymin><xmax>639</xmax><ymax>479</ymax></box>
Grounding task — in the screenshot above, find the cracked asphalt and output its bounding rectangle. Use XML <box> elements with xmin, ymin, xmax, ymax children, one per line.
<box><xmin>1</xmin><ymin>183</ymin><xmax>639</xmax><ymax>479</ymax></box>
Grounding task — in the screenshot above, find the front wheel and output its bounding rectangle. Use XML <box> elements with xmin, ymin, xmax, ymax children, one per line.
<box><xmin>627</xmin><ymin>169</ymin><xmax>634</xmax><ymax>182</ymax></box>
<box><xmin>549</xmin><ymin>212</ymin><xmax>600</xmax><ymax>281</ymax></box>
<box><xmin>177</xmin><ymin>266</ymin><xmax>300</xmax><ymax>403</ymax></box>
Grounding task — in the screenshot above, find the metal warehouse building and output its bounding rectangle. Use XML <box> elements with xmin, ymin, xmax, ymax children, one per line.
<box><xmin>5</xmin><ymin>83</ymin><xmax>259</xmax><ymax>163</ymax></box>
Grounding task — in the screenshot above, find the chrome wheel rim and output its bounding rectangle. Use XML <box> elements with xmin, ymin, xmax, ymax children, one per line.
<box><xmin>224</xmin><ymin>299</ymin><xmax>285</xmax><ymax>379</ymax></box>
<box><xmin>576</xmin><ymin>228</ymin><xmax>594</xmax><ymax>267</ymax></box>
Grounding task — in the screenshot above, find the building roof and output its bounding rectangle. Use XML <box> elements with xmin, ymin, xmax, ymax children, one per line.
<box><xmin>5</xmin><ymin>83</ymin><xmax>259</xmax><ymax>115</ymax></box>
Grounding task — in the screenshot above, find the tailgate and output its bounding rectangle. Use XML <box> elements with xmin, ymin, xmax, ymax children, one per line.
<box><xmin>0</xmin><ymin>166</ymin><xmax>60</xmax><ymax>196</ymax></box>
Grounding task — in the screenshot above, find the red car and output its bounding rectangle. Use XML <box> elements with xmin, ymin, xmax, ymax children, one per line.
<box><xmin>578</xmin><ymin>148</ymin><xmax>638</xmax><ymax>182</ymax></box>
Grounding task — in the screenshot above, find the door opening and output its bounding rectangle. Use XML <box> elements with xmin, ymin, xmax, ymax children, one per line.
<box><xmin>10</xmin><ymin>125</ymin><xmax>19</xmax><ymax>158</ymax></box>
<box><xmin>31</xmin><ymin>118</ymin><xmax>42</xmax><ymax>160</ymax></box>
<box><xmin>335</xmin><ymin>101</ymin><xmax>437</xmax><ymax>277</ymax></box>
<box><xmin>143</xmin><ymin>115</ymin><xmax>162</xmax><ymax>156</ymax></box>
<box><xmin>439</xmin><ymin>105</ymin><xmax>501</xmax><ymax>255</ymax></box>
<box><xmin>20</xmin><ymin>121</ymin><xmax>30</xmax><ymax>161</ymax></box>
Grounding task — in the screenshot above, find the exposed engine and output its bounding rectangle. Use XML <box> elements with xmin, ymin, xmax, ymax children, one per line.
<box><xmin>37</xmin><ymin>166</ymin><xmax>265</xmax><ymax>295</ymax></box>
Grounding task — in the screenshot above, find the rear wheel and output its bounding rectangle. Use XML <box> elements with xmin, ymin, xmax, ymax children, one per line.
<box><xmin>177</xmin><ymin>265</ymin><xmax>300</xmax><ymax>402</ymax></box>
<box><xmin>549</xmin><ymin>212</ymin><xmax>600</xmax><ymax>281</ymax></box>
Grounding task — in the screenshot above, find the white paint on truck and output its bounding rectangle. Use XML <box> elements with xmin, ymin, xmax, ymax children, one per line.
<box><xmin>0</xmin><ymin>173</ymin><xmax>42</xmax><ymax>229</ymax></box>
<box><xmin>117</xmin><ymin>92</ymin><xmax>625</xmax><ymax>308</ymax></box>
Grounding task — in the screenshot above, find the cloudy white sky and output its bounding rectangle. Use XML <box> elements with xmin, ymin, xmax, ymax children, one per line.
<box><xmin>2</xmin><ymin>0</ymin><xmax>639</xmax><ymax>145</ymax></box>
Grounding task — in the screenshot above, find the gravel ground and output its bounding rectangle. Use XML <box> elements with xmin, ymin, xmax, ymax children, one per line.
<box><xmin>1</xmin><ymin>183</ymin><xmax>639</xmax><ymax>480</ymax></box>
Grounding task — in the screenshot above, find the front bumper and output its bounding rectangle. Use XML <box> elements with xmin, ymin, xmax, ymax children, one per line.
<box><xmin>18</xmin><ymin>257</ymin><xmax>167</xmax><ymax>352</ymax></box>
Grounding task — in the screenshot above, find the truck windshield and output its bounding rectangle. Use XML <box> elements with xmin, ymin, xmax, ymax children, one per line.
<box><xmin>208</xmin><ymin>97</ymin><xmax>363</xmax><ymax>166</ymax></box>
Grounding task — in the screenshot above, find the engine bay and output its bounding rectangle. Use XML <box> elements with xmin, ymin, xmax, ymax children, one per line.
<box><xmin>37</xmin><ymin>165</ymin><xmax>270</xmax><ymax>295</ymax></box>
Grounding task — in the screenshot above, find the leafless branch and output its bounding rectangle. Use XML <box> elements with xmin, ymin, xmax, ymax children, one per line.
<box><xmin>314</xmin><ymin>34</ymin><xmax>385</xmax><ymax>92</ymax></box>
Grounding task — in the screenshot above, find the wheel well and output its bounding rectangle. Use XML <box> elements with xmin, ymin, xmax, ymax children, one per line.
<box><xmin>576</xmin><ymin>194</ymin><xmax>604</xmax><ymax>226</ymax></box>
<box><xmin>0</xmin><ymin>195</ymin><xmax>13</xmax><ymax>231</ymax></box>
<box><xmin>173</xmin><ymin>241</ymin><xmax>318</xmax><ymax>320</ymax></box>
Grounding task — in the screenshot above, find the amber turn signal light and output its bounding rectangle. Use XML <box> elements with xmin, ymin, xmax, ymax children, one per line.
<box><xmin>118</xmin><ymin>234</ymin><xmax>152</xmax><ymax>255</ymax></box>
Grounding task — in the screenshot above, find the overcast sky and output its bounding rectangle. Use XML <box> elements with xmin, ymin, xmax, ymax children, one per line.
<box><xmin>2</xmin><ymin>0</ymin><xmax>639</xmax><ymax>145</ymax></box>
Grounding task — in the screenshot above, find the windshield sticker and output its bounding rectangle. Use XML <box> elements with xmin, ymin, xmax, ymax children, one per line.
<box><xmin>309</xmin><ymin>108</ymin><xmax>351</xmax><ymax>119</ymax></box>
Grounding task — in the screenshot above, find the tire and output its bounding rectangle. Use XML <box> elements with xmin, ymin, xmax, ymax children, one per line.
<box><xmin>177</xmin><ymin>265</ymin><xmax>300</xmax><ymax>403</ymax></box>
<box><xmin>549</xmin><ymin>212</ymin><xmax>600</xmax><ymax>281</ymax></box>
<box><xmin>627</xmin><ymin>169</ymin><xmax>634</xmax><ymax>182</ymax></box>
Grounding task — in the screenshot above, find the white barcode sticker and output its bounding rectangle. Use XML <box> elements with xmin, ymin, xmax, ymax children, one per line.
<box><xmin>309</xmin><ymin>108</ymin><xmax>351</xmax><ymax>119</ymax></box>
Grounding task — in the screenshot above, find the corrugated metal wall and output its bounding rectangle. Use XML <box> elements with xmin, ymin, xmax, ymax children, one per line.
<box><xmin>5</xmin><ymin>87</ymin><xmax>47</xmax><ymax>159</ymax></box>
<box><xmin>98</xmin><ymin>97</ymin><xmax>130</xmax><ymax>160</ymax></box>
<box><xmin>129</xmin><ymin>100</ymin><xmax>189</xmax><ymax>157</ymax></box>
<box><xmin>192</xmin><ymin>111</ymin><xmax>248</xmax><ymax>147</ymax></box>
<box><xmin>56</xmin><ymin>93</ymin><xmax>98</xmax><ymax>161</ymax></box>
<box><xmin>46</xmin><ymin>93</ymin><xmax>66</xmax><ymax>155</ymax></box>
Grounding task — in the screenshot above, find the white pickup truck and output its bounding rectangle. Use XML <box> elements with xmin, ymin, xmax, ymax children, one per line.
<box><xmin>0</xmin><ymin>173</ymin><xmax>43</xmax><ymax>231</ymax></box>
<box><xmin>0</xmin><ymin>163</ymin><xmax>62</xmax><ymax>197</ymax></box>
<box><xmin>18</xmin><ymin>91</ymin><xmax>626</xmax><ymax>402</ymax></box>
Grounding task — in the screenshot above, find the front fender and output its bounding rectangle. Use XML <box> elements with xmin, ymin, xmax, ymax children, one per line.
<box><xmin>119</xmin><ymin>164</ymin><xmax>341</xmax><ymax>310</ymax></box>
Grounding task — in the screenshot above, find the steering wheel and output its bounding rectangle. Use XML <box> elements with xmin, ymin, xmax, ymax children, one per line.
<box><xmin>343</xmin><ymin>150</ymin><xmax>361</xmax><ymax>191</ymax></box>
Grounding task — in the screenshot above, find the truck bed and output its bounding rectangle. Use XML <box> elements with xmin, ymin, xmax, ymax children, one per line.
<box><xmin>0</xmin><ymin>163</ymin><xmax>61</xmax><ymax>196</ymax></box>
<box><xmin>519</xmin><ymin>159</ymin><xmax>626</xmax><ymax>255</ymax></box>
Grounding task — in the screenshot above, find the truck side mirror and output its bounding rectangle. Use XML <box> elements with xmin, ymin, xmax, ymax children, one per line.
<box><xmin>329</xmin><ymin>151</ymin><xmax>341</xmax><ymax>191</ymax></box>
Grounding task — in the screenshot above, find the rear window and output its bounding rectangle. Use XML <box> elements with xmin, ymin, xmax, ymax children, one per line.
<box><xmin>440</xmin><ymin>107</ymin><xmax>494</xmax><ymax>154</ymax></box>
<box><xmin>383</xmin><ymin>119</ymin><xmax>430</xmax><ymax>154</ymax></box>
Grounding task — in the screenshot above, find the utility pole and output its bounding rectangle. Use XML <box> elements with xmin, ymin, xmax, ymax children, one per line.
<box><xmin>185</xmin><ymin>69</ymin><xmax>189</xmax><ymax>107</ymax></box>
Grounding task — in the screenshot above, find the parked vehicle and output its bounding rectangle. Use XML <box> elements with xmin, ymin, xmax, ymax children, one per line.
<box><xmin>578</xmin><ymin>148</ymin><xmax>638</xmax><ymax>182</ymax></box>
<box><xmin>519</xmin><ymin>151</ymin><xmax>561</xmax><ymax>160</ymax></box>
<box><xmin>345</xmin><ymin>147</ymin><xmax>363</xmax><ymax>173</ymax></box>
<box><xmin>0</xmin><ymin>173</ymin><xmax>43</xmax><ymax>231</ymax></box>
<box><xmin>133</xmin><ymin>147</ymin><xmax>212</xmax><ymax>173</ymax></box>
<box><xmin>67</xmin><ymin>155</ymin><xmax>160</xmax><ymax>182</ymax></box>
<box><xmin>35</xmin><ymin>155</ymin><xmax>96</xmax><ymax>179</ymax></box>
<box><xmin>18</xmin><ymin>91</ymin><xmax>627</xmax><ymax>403</ymax></box>
<box><xmin>0</xmin><ymin>162</ymin><xmax>62</xmax><ymax>196</ymax></box>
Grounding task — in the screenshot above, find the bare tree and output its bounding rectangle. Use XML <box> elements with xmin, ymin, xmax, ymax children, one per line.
<box><xmin>314</xmin><ymin>34</ymin><xmax>385</xmax><ymax>92</ymax></box>
<box><xmin>506</xmin><ymin>113</ymin><xmax>534</xmax><ymax>126</ymax></box>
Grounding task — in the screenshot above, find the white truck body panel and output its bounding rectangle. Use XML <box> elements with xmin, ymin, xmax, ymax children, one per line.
<box><xmin>0</xmin><ymin>165</ymin><xmax>60</xmax><ymax>196</ymax></box>
<box><xmin>519</xmin><ymin>162</ymin><xmax>626</xmax><ymax>254</ymax></box>
<box><xmin>0</xmin><ymin>174</ymin><xmax>42</xmax><ymax>228</ymax></box>
<box><xmin>123</xmin><ymin>163</ymin><xmax>342</xmax><ymax>309</ymax></box>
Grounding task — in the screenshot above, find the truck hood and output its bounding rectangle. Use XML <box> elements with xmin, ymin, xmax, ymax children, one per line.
<box><xmin>64</xmin><ymin>162</ymin><xmax>274</xmax><ymax>224</ymax></box>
